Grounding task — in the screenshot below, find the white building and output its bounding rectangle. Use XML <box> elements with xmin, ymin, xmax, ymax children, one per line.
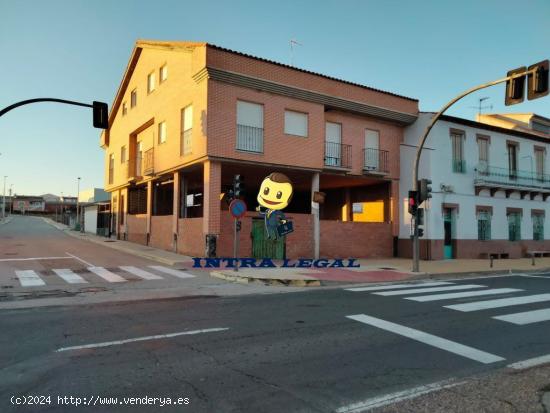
<box><xmin>399</xmin><ymin>113</ymin><xmax>550</xmax><ymax>260</ymax></box>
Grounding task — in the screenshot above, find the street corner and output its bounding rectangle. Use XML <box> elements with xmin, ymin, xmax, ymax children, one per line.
<box><xmin>295</xmin><ymin>266</ymin><xmax>416</xmax><ymax>284</ymax></box>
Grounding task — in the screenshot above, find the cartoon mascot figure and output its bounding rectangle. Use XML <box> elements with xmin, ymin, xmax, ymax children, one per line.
<box><xmin>256</xmin><ymin>172</ymin><xmax>294</xmax><ymax>239</ymax></box>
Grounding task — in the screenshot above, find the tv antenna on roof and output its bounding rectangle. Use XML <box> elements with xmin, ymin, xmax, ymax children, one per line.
<box><xmin>290</xmin><ymin>39</ymin><xmax>302</xmax><ymax>66</ymax></box>
<box><xmin>469</xmin><ymin>96</ymin><xmax>493</xmax><ymax>116</ymax></box>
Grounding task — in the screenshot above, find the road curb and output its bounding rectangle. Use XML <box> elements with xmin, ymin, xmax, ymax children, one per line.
<box><xmin>210</xmin><ymin>271</ymin><xmax>321</xmax><ymax>287</ymax></box>
<box><xmin>0</xmin><ymin>216</ymin><xmax>13</xmax><ymax>226</ymax></box>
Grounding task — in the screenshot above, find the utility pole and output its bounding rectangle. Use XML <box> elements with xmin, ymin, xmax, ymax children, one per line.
<box><xmin>2</xmin><ymin>176</ymin><xmax>6</xmax><ymax>220</ymax></box>
<box><xmin>411</xmin><ymin>61</ymin><xmax>548</xmax><ymax>272</ymax></box>
<box><xmin>76</xmin><ymin>177</ymin><xmax>81</xmax><ymax>230</ymax></box>
<box><xmin>8</xmin><ymin>185</ymin><xmax>12</xmax><ymax>216</ymax></box>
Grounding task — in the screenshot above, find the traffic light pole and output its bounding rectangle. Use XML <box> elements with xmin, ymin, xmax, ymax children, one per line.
<box><xmin>411</xmin><ymin>68</ymin><xmax>536</xmax><ymax>272</ymax></box>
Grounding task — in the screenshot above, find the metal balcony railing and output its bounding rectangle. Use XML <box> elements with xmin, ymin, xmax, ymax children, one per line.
<box><xmin>143</xmin><ymin>148</ymin><xmax>154</xmax><ymax>175</ymax></box>
<box><xmin>126</xmin><ymin>158</ymin><xmax>142</xmax><ymax>180</ymax></box>
<box><xmin>363</xmin><ymin>147</ymin><xmax>389</xmax><ymax>174</ymax></box>
<box><xmin>474</xmin><ymin>165</ymin><xmax>550</xmax><ymax>190</ymax></box>
<box><xmin>236</xmin><ymin>124</ymin><xmax>263</xmax><ymax>153</ymax></box>
<box><xmin>324</xmin><ymin>141</ymin><xmax>352</xmax><ymax>169</ymax></box>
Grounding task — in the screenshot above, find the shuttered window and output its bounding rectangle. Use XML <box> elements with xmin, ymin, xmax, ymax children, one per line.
<box><xmin>451</xmin><ymin>131</ymin><xmax>465</xmax><ymax>173</ymax></box>
<box><xmin>181</xmin><ymin>105</ymin><xmax>193</xmax><ymax>155</ymax></box>
<box><xmin>236</xmin><ymin>101</ymin><xmax>263</xmax><ymax>153</ymax></box>
<box><xmin>284</xmin><ymin>110</ymin><xmax>308</xmax><ymax>137</ymax></box>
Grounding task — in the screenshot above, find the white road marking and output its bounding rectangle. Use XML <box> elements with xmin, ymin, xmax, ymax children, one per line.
<box><xmin>52</xmin><ymin>269</ymin><xmax>88</xmax><ymax>284</ymax></box>
<box><xmin>55</xmin><ymin>327</ymin><xmax>229</xmax><ymax>352</ymax></box>
<box><xmin>493</xmin><ymin>308</ymin><xmax>550</xmax><ymax>325</ymax></box>
<box><xmin>119</xmin><ymin>266</ymin><xmax>163</xmax><ymax>280</ymax></box>
<box><xmin>508</xmin><ymin>353</ymin><xmax>550</xmax><ymax>370</ymax></box>
<box><xmin>148</xmin><ymin>266</ymin><xmax>195</xmax><ymax>279</ymax></box>
<box><xmin>518</xmin><ymin>274</ymin><xmax>550</xmax><ymax>279</ymax></box>
<box><xmin>346</xmin><ymin>314</ymin><xmax>505</xmax><ymax>364</ymax></box>
<box><xmin>335</xmin><ymin>379</ymin><xmax>467</xmax><ymax>412</ymax></box>
<box><xmin>406</xmin><ymin>288</ymin><xmax>523</xmax><ymax>302</ymax></box>
<box><xmin>374</xmin><ymin>284</ymin><xmax>486</xmax><ymax>296</ymax></box>
<box><xmin>87</xmin><ymin>267</ymin><xmax>127</xmax><ymax>283</ymax></box>
<box><xmin>445</xmin><ymin>294</ymin><xmax>550</xmax><ymax>312</ymax></box>
<box><xmin>66</xmin><ymin>252</ymin><xmax>94</xmax><ymax>267</ymax></box>
<box><xmin>15</xmin><ymin>270</ymin><xmax>46</xmax><ymax>287</ymax></box>
<box><xmin>0</xmin><ymin>257</ymin><xmax>72</xmax><ymax>262</ymax></box>
<box><xmin>346</xmin><ymin>281</ymin><xmax>453</xmax><ymax>292</ymax></box>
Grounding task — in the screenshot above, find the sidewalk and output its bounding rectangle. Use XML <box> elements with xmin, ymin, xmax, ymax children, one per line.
<box><xmin>43</xmin><ymin>218</ymin><xmax>191</xmax><ymax>266</ymax></box>
<box><xmin>43</xmin><ymin>218</ymin><xmax>550</xmax><ymax>286</ymax></box>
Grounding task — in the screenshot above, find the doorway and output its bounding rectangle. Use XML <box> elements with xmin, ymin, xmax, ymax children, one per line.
<box><xmin>251</xmin><ymin>219</ymin><xmax>285</xmax><ymax>259</ymax></box>
<box><xmin>443</xmin><ymin>208</ymin><xmax>454</xmax><ymax>259</ymax></box>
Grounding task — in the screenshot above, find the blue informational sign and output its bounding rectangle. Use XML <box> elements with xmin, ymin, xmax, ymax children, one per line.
<box><xmin>229</xmin><ymin>199</ymin><xmax>247</xmax><ymax>218</ymax></box>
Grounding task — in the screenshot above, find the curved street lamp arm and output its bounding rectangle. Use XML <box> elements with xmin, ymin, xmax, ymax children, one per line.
<box><xmin>0</xmin><ymin>98</ymin><xmax>93</xmax><ymax>118</ymax></box>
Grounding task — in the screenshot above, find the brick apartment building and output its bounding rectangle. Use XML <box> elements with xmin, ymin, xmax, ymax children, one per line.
<box><xmin>101</xmin><ymin>40</ymin><xmax>418</xmax><ymax>259</ymax></box>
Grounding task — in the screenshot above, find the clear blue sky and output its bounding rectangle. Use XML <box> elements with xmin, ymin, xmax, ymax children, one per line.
<box><xmin>1</xmin><ymin>0</ymin><xmax>549</xmax><ymax>196</ymax></box>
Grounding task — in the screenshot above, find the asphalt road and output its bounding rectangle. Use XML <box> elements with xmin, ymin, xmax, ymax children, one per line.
<box><xmin>1</xmin><ymin>268</ymin><xmax>550</xmax><ymax>412</ymax></box>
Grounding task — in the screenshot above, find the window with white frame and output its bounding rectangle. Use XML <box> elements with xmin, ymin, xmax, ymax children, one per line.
<box><xmin>181</xmin><ymin>105</ymin><xmax>193</xmax><ymax>155</ymax></box>
<box><xmin>236</xmin><ymin>100</ymin><xmax>263</xmax><ymax>153</ymax></box>
<box><xmin>147</xmin><ymin>72</ymin><xmax>156</xmax><ymax>93</ymax></box>
<box><xmin>160</xmin><ymin>65</ymin><xmax>168</xmax><ymax>82</ymax></box>
<box><xmin>284</xmin><ymin>110</ymin><xmax>308</xmax><ymax>137</ymax></box>
<box><xmin>158</xmin><ymin>121</ymin><xmax>167</xmax><ymax>144</ymax></box>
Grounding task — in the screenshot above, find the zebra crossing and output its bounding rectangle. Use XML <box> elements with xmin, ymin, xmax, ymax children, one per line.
<box><xmin>346</xmin><ymin>279</ymin><xmax>550</xmax><ymax>326</ymax></box>
<box><xmin>12</xmin><ymin>265</ymin><xmax>195</xmax><ymax>287</ymax></box>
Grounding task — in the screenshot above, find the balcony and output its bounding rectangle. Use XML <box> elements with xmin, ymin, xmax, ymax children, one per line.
<box><xmin>363</xmin><ymin>148</ymin><xmax>389</xmax><ymax>175</ymax></box>
<box><xmin>236</xmin><ymin>124</ymin><xmax>263</xmax><ymax>153</ymax></box>
<box><xmin>143</xmin><ymin>148</ymin><xmax>154</xmax><ymax>176</ymax></box>
<box><xmin>474</xmin><ymin>164</ymin><xmax>550</xmax><ymax>199</ymax></box>
<box><xmin>324</xmin><ymin>141</ymin><xmax>352</xmax><ymax>169</ymax></box>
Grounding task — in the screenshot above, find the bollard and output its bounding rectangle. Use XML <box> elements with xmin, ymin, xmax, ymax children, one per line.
<box><xmin>490</xmin><ymin>255</ymin><xmax>493</xmax><ymax>268</ymax></box>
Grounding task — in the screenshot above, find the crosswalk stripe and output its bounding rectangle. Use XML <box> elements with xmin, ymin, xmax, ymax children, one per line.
<box><xmin>346</xmin><ymin>281</ymin><xmax>454</xmax><ymax>292</ymax></box>
<box><xmin>374</xmin><ymin>284</ymin><xmax>486</xmax><ymax>296</ymax></box>
<box><xmin>148</xmin><ymin>266</ymin><xmax>195</xmax><ymax>279</ymax></box>
<box><xmin>445</xmin><ymin>294</ymin><xmax>550</xmax><ymax>312</ymax></box>
<box><xmin>346</xmin><ymin>314</ymin><xmax>505</xmax><ymax>364</ymax></box>
<box><xmin>87</xmin><ymin>267</ymin><xmax>127</xmax><ymax>283</ymax></box>
<box><xmin>406</xmin><ymin>288</ymin><xmax>523</xmax><ymax>302</ymax></box>
<box><xmin>493</xmin><ymin>308</ymin><xmax>550</xmax><ymax>325</ymax></box>
<box><xmin>15</xmin><ymin>270</ymin><xmax>45</xmax><ymax>287</ymax></box>
<box><xmin>52</xmin><ymin>269</ymin><xmax>88</xmax><ymax>284</ymax></box>
<box><xmin>119</xmin><ymin>266</ymin><xmax>163</xmax><ymax>280</ymax></box>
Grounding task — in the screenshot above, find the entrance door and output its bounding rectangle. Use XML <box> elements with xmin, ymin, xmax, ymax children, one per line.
<box><xmin>252</xmin><ymin>219</ymin><xmax>285</xmax><ymax>259</ymax></box>
<box><xmin>443</xmin><ymin>208</ymin><xmax>453</xmax><ymax>259</ymax></box>
<box><xmin>325</xmin><ymin>122</ymin><xmax>342</xmax><ymax>166</ymax></box>
<box><xmin>365</xmin><ymin>129</ymin><xmax>380</xmax><ymax>170</ymax></box>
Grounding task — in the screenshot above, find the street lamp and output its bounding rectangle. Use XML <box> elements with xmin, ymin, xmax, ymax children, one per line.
<box><xmin>76</xmin><ymin>177</ymin><xmax>81</xmax><ymax>230</ymax></box>
<box><xmin>8</xmin><ymin>184</ymin><xmax>13</xmax><ymax>215</ymax></box>
<box><xmin>2</xmin><ymin>176</ymin><xmax>7</xmax><ymax>220</ymax></box>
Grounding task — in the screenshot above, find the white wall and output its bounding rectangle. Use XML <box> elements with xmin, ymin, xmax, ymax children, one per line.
<box><xmin>84</xmin><ymin>206</ymin><xmax>98</xmax><ymax>234</ymax></box>
<box><xmin>400</xmin><ymin>113</ymin><xmax>550</xmax><ymax>241</ymax></box>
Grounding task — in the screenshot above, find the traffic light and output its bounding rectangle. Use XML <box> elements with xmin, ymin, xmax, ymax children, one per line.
<box><xmin>528</xmin><ymin>60</ymin><xmax>549</xmax><ymax>101</ymax></box>
<box><xmin>408</xmin><ymin>190</ymin><xmax>418</xmax><ymax>216</ymax></box>
<box><xmin>418</xmin><ymin>179</ymin><xmax>432</xmax><ymax>204</ymax></box>
<box><xmin>417</xmin><ymin>227</ymin><xmax>424</xmax><ymax>238</ymax></box>
<box><xmin>505</xmin><ymin>66</ymin><xmax>527</xmax><ymax>106</ymax></box>
<box><xmin>236</xmin><ymin>220</ymin><xmax>242</xmax><ymax>232</ymax></box>
<box><xmin>233</xmin><ymin>175</ymin><xmax>245</xmax><ymax>199</ymax></box>
<box><xmin>92</xmin><ymin>101</ymin><xmax>109</xmax><ymax>129</ymax></box>
<box><xmin>417</xmin><ymin>208</ymin><xmax>424</xmax><ymax>226</ymax></box>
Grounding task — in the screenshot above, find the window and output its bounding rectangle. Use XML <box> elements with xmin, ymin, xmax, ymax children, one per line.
<box><xmin>284</xmin><ymin>110</ymin><xmax>308</xmax><ymax>137</ymax></box>
<box><xmin>477</xmin><ymin>210</ymin><xmax>491</xmax><ymax>241</ymax></box>
<box><xmin>181</xmin><ymin>105</ymin><xmax>193</xmax><ymax>155</ymax></box>
<box><xmin>108</xmin><ymin>154</ymin><xmax>114</xmax><ymax>185</ymax></box>
<box><xmin>450</xmin><ymin>130</ymin><xmax>465</xmax><ymax>173</ymax></box>
<box><xmin>122</xmin><ymin>102</ymin><xmax>127</xmax><ymax>116</ymax></box>
<box><xmin>236</xmin><ymin>100</ymin><xmax>263</xmax><ymax>153</ymax></box>
<box><xmin>477</xmin><ymin>135</ymin><xmax>489</xmax><ymax>173</ymax></box>
<box><xmin>535</xmin><ymin>147</ymin><xmax>545</xmax><ymax>181</ymax></box>
<box><xmin>147</xmin><ymin>72</ymin><xmax>155</xmax><ymax>93</ymax></box>
<box><xmin>507</xmin><ymin>142</ymin><xmax>518</xmax><ymax>179</ymax></box>
<box><xmin>130</xmin><ymin>89</ymin><xmax>137</xmax><ymax>108</ymax></box>
<box><xmin>120</xmin><ymin>146</ymin><xmax>127</xmax><ymax>163</ymax></box>
<box><xmin>533</xmin><ymin>213</ymin><xmax>544</xmax><ymax>240</ymax></box>
<box><xmin>158</xmin><ymin>121</ymin><xmax>167</xmax><ymax>144</ymax></box>
<box><xmin>508</xmin><ymin>211</ymin><xmax>521</xmax><ymax>241</ymax></box>
<box><xmin>160</xmin><ymin>65</ymin><xmax>168</xmax><ymax>82</ymax></box>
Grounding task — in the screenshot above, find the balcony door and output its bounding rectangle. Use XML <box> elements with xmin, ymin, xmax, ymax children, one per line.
<box><xmin>508</xmin><ymin>143</ymin><xmax>518</xmax><ymax>179</ymax></box>
<box><xmin>325</xmin><ymin>122</ymin><xmax>341</xmax><ymax>166</ymax></box>
<box><xmin>136</xmin><ymin>141</ymin><xmax>143</xmax><ymax>177</ymax></box>
<box><xmin>365</xmin><ymin>129</ymin><xmax>380</xmax><ymax>170</ymax></box>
